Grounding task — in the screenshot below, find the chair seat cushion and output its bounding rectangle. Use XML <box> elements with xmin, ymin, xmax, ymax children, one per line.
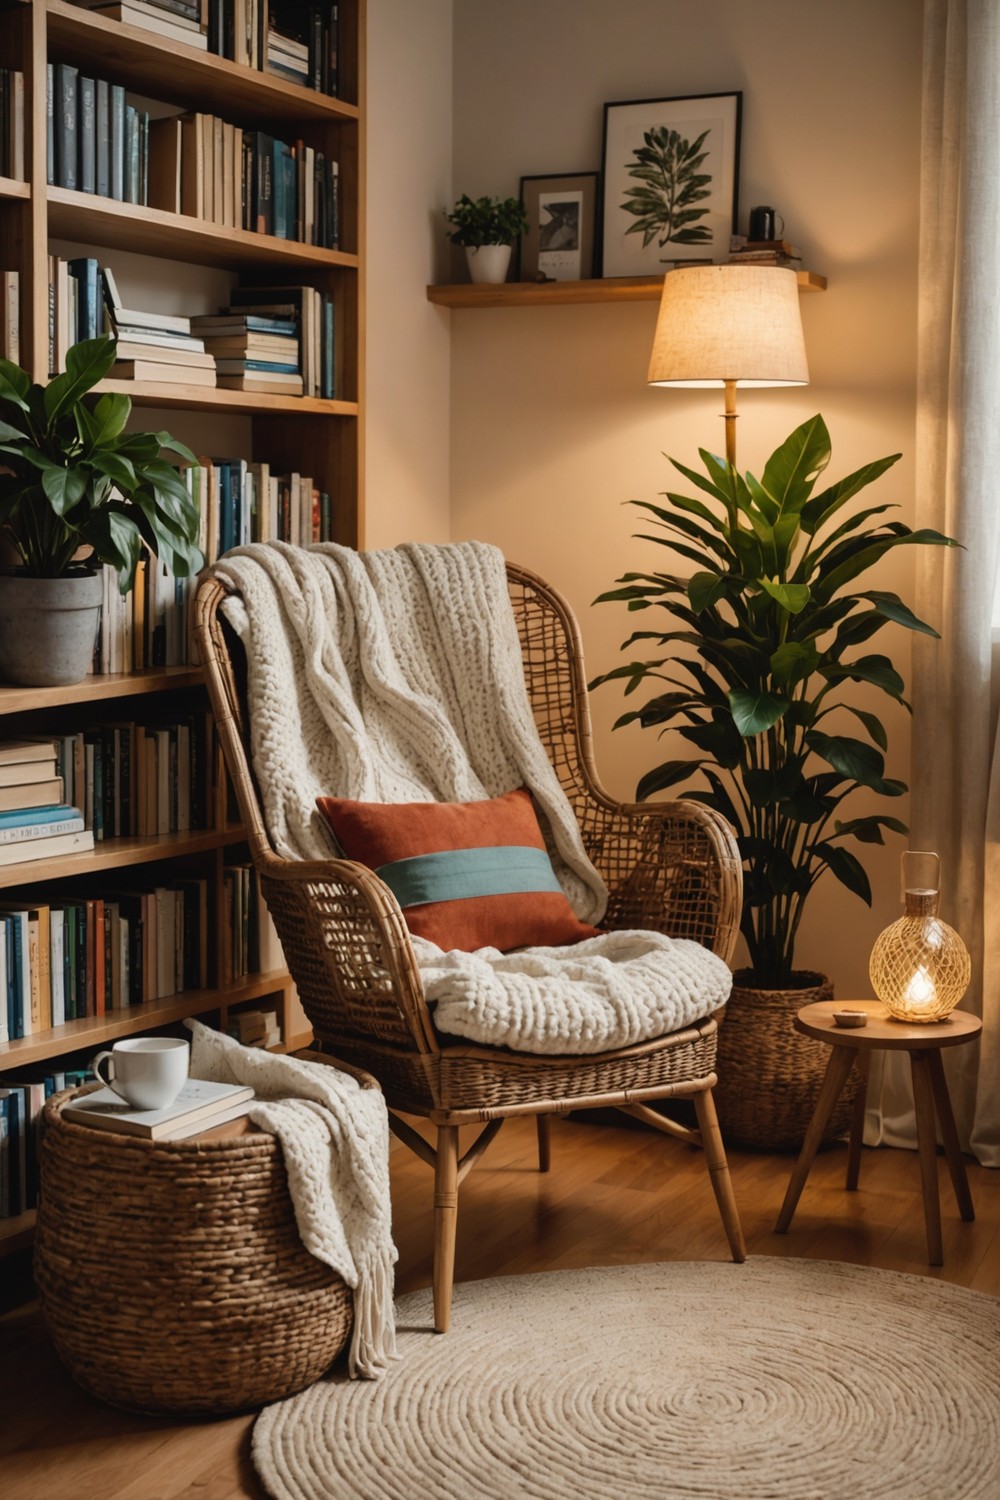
<box><xmin>316</xmin><ymin>787</ymin><xmax>599</xmax><ymax>953</ymax></box>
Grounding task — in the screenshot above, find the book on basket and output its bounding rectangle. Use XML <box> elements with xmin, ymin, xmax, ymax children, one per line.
<box><xmin>61</xmin><ymin>1077</ymin><xmax>255</xmax><ymax>1138</ymax></box>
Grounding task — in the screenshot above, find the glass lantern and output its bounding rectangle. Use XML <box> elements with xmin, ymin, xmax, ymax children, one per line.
<box><xmin>869</xmin><ymin>851</ymin><xmax>971</xmax><ymax>1022</ymax></box>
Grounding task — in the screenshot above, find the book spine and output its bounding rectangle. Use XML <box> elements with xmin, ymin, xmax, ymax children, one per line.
<box><xmin>95</xmin><ymin>79</ymin><xmax>110</xmax><ymax>198</ymax></box>
<box><xmin>110</xmin><ymin>85</ymin><xmax>125</xmax><ymax>202</ymax></box>
<box><xmin>46</xmin><ymin>64</ymin><xmax>54</xmax><ymax>185</ymax></box>
<box><xmin>78</xmin><ymin>75</ymin><xmax>96</xmax><ymax>195</ymax></box>
<box><xmin>322</xmin><ymin>293</ymin><xmax>334</xmax><ymax>399</ymax></box>
<box><xmin>125</xmin><ymin>105</ymin><xmax>139</xmax><ymax>205</ymax></box>
<box><xmin>55</xmin><ymin>64</ymin><xmax>78</xmax><ymax>191</ymax></box>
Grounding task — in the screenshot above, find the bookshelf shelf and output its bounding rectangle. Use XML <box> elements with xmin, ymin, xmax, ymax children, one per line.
<box><xmin>0</xmin><ymin>966</ymin><xmax>294</xmax><ymax>1066</ymax></box>
<box><xmin>0</xmin><ymin>0</ymin><xmax>364</xmax><ymax>1239</ymax></box>
<box><xmin>0</xmin><ymin>667</ymin><xmax>205</xmax><ymax>718</ymax></box>
<box><xmin>98</xmin><ymin>380</ymin><xmax>360</xmax><ymax>417</ymax></box>
<box><xmin>46</xmin><ymin>1</ymin><xmax>360</xmax><ymax>126</ymax></box>
<box><xmin>426</xmin><ymin>269</ymin><xmax>828</xmax><ymax>309</ymax></box>
<box><xmin>47</xmin><ymin>189</ymin><xmax>360</xmax><ymax>273</ymax></box>
<box><xmin>0</xmin><ymin>175</ymin><xmax>30</xmax><ymax>201</ymax></box>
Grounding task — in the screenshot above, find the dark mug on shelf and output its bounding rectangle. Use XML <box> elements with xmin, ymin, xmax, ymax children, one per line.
<box><xmin>748</xmin><ymin>205</ymin><xmax>784</xmax><ymax>241</ymax></box>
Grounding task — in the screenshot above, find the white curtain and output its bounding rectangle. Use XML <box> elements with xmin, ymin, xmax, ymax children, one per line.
<box><xmin>872</xmin><ymin>0</ymin><xmax>1000</xmax><ymax>1164</ymax></box>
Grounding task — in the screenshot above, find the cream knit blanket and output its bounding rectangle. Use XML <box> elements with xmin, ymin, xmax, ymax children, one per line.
<box><xmin>187</xmin><ymin>1021</ymin><xmax>398</xmax><ymax>1381</ymax></box>
<box><xmin>212</xmin><ymin>541</ymin><xmax>731</xmax><ymax>1054</ymax></box>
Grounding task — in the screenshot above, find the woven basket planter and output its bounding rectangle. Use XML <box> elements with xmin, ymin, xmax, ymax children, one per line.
<box><xmin>34</xmin><ymin>1089</ymin><xmax>354</xmax><ymax>1416</ymax></box>
<box><xmin>713</xmin><ymin>971</ymin><xmax>859</xmax><ymax>1152</ymax></box>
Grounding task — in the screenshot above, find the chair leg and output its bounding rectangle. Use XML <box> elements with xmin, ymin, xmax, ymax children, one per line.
<box><xmin>536</xmin><ymin>1114</ymin><xmax>551</xmax><ymax>1173</ymax></box>
<box><xmin>433</xmin><ymin>1124</ymin><xmax>460</xmax><ymax>1333</ymax></box>
<box><xmin>693</xmin><ymin>1088</ymin><xmax>747</xmax><ymax>1263</ymax></box>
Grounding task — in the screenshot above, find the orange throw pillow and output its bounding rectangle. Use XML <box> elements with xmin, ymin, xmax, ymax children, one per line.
<box><xmin>315</xmin><ymin>787</ymin><xmax>599</xmax><ymax>953</ymax></box>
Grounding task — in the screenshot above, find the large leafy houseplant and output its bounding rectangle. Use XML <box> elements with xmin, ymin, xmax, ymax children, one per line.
<box><xmin>592</xmin><ymin>415</ymin><xmax>957</xmax><ymax>990</ymax></box>
<box><xmin>0</xmin><ymin>334</ymin><xmax>203</xmax><ymax>592</ymax></box>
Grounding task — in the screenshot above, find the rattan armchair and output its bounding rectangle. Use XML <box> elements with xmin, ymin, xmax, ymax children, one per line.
<box><xmin>196</xmin><ymin>559</ymin><xmax>746</xmax><ymax>1331</ymax></box>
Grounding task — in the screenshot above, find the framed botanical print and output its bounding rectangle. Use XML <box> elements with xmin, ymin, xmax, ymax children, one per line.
<box><xmin>518</xmin><ymin>172</ymin><xmax>599</xmax><ymax>282</ymax></box>
<box><xmin>600</xmin><ymin>92</ymin><xmax>742</xmax><ymax>276</ymax></box>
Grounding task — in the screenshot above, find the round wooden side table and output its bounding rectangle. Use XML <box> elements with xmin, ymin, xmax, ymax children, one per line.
<box><xmin>774</xmin><ymin>999</ymin><xmax>982</xmax><ymax>1265</ymax></box>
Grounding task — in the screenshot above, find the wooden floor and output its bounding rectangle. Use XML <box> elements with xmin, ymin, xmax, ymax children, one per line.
<box><xmin>3</xmin><ymin>1110</ymin><xmax>999</xmax><ymax>1500</ymax></box>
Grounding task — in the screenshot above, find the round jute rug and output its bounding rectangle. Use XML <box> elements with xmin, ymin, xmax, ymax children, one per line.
<box><xmin>252</xmin><ymin>1257</ymin><xmax>1000</xmax><ymax>1500</ymax></box>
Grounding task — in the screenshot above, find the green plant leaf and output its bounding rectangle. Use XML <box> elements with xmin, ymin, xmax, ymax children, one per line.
<box><xmin>688</xmin><ymin>570</ymin><xmax>729</xmax><ymax>613</ymax></box>
<box><xmin>675</xmin><ymin>712</ymin><xmax>742</xmax><ymax>768</ymax></box>
<box><xmin>858</xmin><ymin>590</ymin><xmax>940</xmax><ymax>637</ymax></box>
<box><xmin>769</xmin><ymin>641</ymin><xmax>819</xmax><ymax>687</ymax></box>
<box><xmin>76</xmin><ymin>391</ymin><xmax>131</xmax><ymax>449</ymax></box>
<box><xmin>807</xmin><ymin>731</ymin><xmax>885</xmax><ymax>787</ymax></box>
<box><xmin>839</xmin><ymin>705</ymin><xmax>889</xmax><ymax>750</ymax></box>
<box><xmin>758</xmin><ymin>579</ymin><xmax>810</xmax><ymax>614</ymax></box>
<box><xmin>43</xmin><ymin>336</ymin><xmax>118</xmax><ymax>424</ymax></box>
<box><xmin>832</xmin><ymin>814</ymin><xmax>908</xmax><ymax>844</ymax></box>
<box><xmin>728</xmin><ymin>689</ymin><xmax>787</xmax><ymax>736</ymax></box>
<box><xmin>636</xmin><ymin>759</ymin><xmax>702</xmax><ymax>801</ymax></box>
<box><xmin>812</xmin><ymin>842</ymin><xmax>872</xmax><ymax>904</ymax></box>
<box><xmin>41</xmin><ymin>464</ymin><xmax>89</xmax><ymax>514</ymax></box>
<box><xmin>759</xmin><ymin>415</ymin><xmax>831</xmax><ymax>513</ymax></box>
<box><xmin>798</xmin><ymin>454</ymin><xmax>901</xmax><ymax>535</ymax></box>
<box><xmin>0</xmin><ymin>358</ymin><xmax>31</xmax><ymax>410</ymax></box>
<box><xmin>821</xmin><ymin>653</ymin><xmax>905</xmax><ymax>699</ymax></box>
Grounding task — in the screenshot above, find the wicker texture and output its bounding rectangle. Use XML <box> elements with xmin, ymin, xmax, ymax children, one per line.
<box><xmin>869</xmin><ymin>902</ymin><xmax>972</xmax><ymax>1022</ymax></box>
<box><xmin>714</xmin><ymin>972</ymin><xmax>859</xmax><ymax>1152</ymax></box>
<box><xmin>195</xmin><ymin>557</ymin><xmax>748</xmax><ymax>1325</ymax></box>
<box><xmin>34</xmin><ymin>1089</ymin><xmax>355</xmax><ymax>1415</ymax></box>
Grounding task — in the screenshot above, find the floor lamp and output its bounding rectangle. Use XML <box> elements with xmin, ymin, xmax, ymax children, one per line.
<box><xmin>647</xmin><ymin>265</ymin><xmax>809</xmax><ymax>468</ymax></box>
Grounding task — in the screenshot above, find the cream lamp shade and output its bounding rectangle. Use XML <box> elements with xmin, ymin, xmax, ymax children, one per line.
<box><xmin>869</xmin><ymin>851</ymin><xmax>971</xmax><ymax>1023</ymax></box>
<box><xmin>647</xmin><ymin>265</ymin><xmax>809</xmax><ymax>464</ymax></box>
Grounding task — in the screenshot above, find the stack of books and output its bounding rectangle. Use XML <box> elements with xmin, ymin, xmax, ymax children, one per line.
<box><xmin>0</xmin><ymin>742</ymin><xmax>94</xmax><ymax>866</ymax></box>
<box><xmin>60</xmin><ymin>1077</ymin><xmax>255</xmax><ymax>1141</ymax></box>
<box><xmin>229</xmin><ymin>282</ymin><xmax>334</xmax><ymax>396</ymax></box>
<box><xmin>728</xmin><ymin>236</ymin><xmax>802</xmax><ymax>268</ymax></box>
<box><xmin>190</xmin><ymin>312</ymin><xmax>302</xmax><ymax>394</ymax></box>
<box><xmin>265</xmin><ymin>3</ymin><xmax>339</xmax><ymax>95</ymax></box>
<box><xmin>102</xmin><ymin>266</ymin><xmax>216</xmax><ymax>386</ymax></box>
<box><xmin>71</xmin><ymin>1</ymin><xmax>208</xmax><ymax>50</ymax></box>
<box><xmin>226</xmin><ymin>1006</ymin><xmax>281</xmax><ymax>1048</ymax></box>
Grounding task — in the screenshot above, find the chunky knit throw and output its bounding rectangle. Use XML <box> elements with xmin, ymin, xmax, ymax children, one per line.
<box><xmin>212</xmin><ymin>540</ymin><xmax>731</xmax><ymax>1054</ymax></box>
<box><xmin>187</xmin><ymin>1021</ymin><xmax>398</xmax><ymax>1380</ymax></box>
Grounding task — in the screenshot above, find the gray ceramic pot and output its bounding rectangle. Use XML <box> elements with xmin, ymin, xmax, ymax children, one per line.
<box><xmin>0</xmin><ymin>569</ymin><xmax>103</xmax><ymax>686</ymax></box>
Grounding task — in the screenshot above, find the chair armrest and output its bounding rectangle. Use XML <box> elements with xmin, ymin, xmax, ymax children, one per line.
<box><xmin>254</xmin><ymin>850</ymin><xmax>439</xmax><ymax>1055</ymax></box>
<box><xmin>584</xmin><ymin>797</ymin><xmax>742</xmax><ymax>964</ymax></box>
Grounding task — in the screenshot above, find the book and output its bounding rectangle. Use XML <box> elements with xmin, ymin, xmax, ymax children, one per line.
<box><xmin>0</xmin><ymin>830</ymin><xmax>95</xmax><ymax>867</ymax></box>
<box><xmin>156</xmin><ymin>1097</ymin><xmax>256</xmax><ymax>1140</ymax></box>
<box><xmin>88</xmin><ymin>2</ymin><xmax>209</xmax><ymax>49</ymax></box>
<box><xmin>54</xmin><ymin>63</ymin><xmax>78</xmax><ymax>191</ymax></box>
<box><xmin>216</xmin><ymin>372</ymin><xmax>305</xmax><ymax>394</ymax></box>
<box><xmin>78</xmin><ymin>75</ymin><xmax>96</xmax><ymax>195</ymax></box>
<box><xmin>0</xmin><ymin>808</ymin><xmax>85</xmax><ymax>845</ymax></box>
<box><xmin>0</xmin><ymin>779</ymin><xmax>63</xmax><ymax>813</ymax></box>
<box><xmin>0</xmin><ymin>740</ymin><xmax>58</xmax><ymax>765</ymax></box>
<box><xmin>0</xmin><ymin>757</ymin><xmax>58</xmax><ymax>788</ymax></box>
<box><xmin>190</xmin><ymin>314</ymin><xmax>298</xmax><ymax>335</ymax></box>
<box><xmin>112</xmin><ymin>341</ymin><xmax>216</xmax><ymax>368</ymax></box>
<box><xmin>111</xmin><ymin>360</ymin><xmax>217</xmax><ymax>385</ymax></box>
<box><xmin>61</xmin><ymin>1077</ymin><xmax>255</xmax><ymax>1138</ymax></box>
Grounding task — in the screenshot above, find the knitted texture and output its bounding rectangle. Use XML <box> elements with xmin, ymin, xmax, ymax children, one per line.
<box><xmin>214</xmin><ymin>540</ymin><xmax>605</xmax><ymax>922</ymax></box>
<box><xmin>420</xmin><ymin>929</ymin><xmax>732</xmax><ymax>1054</ymax></box>
<box><xmin>213</xmin><ymin>541</ymin><xmax>730</xmax><ymax>1052</ymax></box>
<box><xmin>187</xmin><ymin>1021</ymin><xmax>398</xmax><ymax>1380</ymax></box>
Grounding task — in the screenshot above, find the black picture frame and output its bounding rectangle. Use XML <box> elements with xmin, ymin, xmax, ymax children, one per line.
<box><xmin>518</xmin><ymin>172</ymin><xmax>599</xmax><ymax>282</ymax></box>
<box><xmin>599</xmin><ymin>92</ymin><xmax>742</xmax><ymax>277</ymax></box>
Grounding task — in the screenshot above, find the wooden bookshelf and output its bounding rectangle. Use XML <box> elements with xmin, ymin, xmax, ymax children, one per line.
<box><xmin>426</xmin><ymin>269</ymin><xmax>827</xmax><ymax>310</ymax></box>
<box><xmin>0</xmin><ymin>0</ymin><xmax>365</xmax><ymax>1248</ymax></box>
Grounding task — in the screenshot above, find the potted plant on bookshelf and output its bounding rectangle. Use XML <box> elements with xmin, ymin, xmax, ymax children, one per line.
<box><xmin>591</xmin><ymin>414</ymin><xmax>958</xmax><ymax>1149</ymax></box>
<box><xmin>0</xmin><ymin>335</ymin><xmax>203</xmax><ymax>687</ymax></box>
<box><xmin>445</xmin><ymin>193</ymin><xmax>529</xmax><ymax>284</ymax></box>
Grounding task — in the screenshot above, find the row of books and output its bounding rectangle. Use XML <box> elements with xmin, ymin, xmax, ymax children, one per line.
<box><xmin>95</xmin><ymin>556</ymin><xmax>193</xmax><ymax>675</ymax></box>
<box><xmin>47</xmin><ymin>63</ymin><xmax>340</xmax><ymax>247</ymax></box>
<box><xmin>52</xmin><ymin>713</ymin><xmax>216</xmax><ymax>842</ymax></box>
<box><xmin>0</xmin><ymin>1075</ymin><xmax>80</xmax><ymax>1216</ymax></box>
<box><xmin>0</xmin><ymin>742</ymin><xmax>94</xmax><ymax>867</ymax></box>
<box><xmin>0</xmin><ymin>270</ymin><xmax>18</xmax><ymax>364</ymax></box>
<box><xmin>0</xmin><ymin>864</ymin><xmax>279</xmax><ymax>1043</ymax></box>
<box><xmin>0</xmin><ymin>69</ymin><xmax>25</xmax><ymax>181</ymax></box>
<box><xmin>150</xmin><ymin>114</ymin><xmax>340</xmax><ymax>248</ymax></box>
<box><xmin>71</xmin><ymin>1</ymin><xmax>341</xmax><ymax>98</ymax></box>
<box><xmin>189</xmin><ymin>457</ymin><xmax>334</xmax><ymax>560</ymax></box>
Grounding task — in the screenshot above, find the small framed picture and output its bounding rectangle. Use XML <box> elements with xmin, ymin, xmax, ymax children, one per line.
<box><xmin>518</xmin><ymin>172</ymin><xmax>599</xmax><ymax>282</ymax></box>
<box><xmin>600</xmin><ymin>92</ymin><xmax>742</xmax><ymax>277</ymax></box>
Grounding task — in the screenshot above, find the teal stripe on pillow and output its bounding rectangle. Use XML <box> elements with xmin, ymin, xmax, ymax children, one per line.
<box><xmin>375</xmin><ymin>846</ymin><xmax>563</xmax><ymax>909</ymax></box>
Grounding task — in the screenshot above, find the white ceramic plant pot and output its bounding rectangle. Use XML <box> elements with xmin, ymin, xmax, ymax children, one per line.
<box><xmin>465</xmin><ymin>244</ymin><xmax>512</xmax><ymax>285</ymax></box>
<box><xmin>0</xmin><ymin>569</ymin><xmax>104</xmax><ymax>686</ymax></box>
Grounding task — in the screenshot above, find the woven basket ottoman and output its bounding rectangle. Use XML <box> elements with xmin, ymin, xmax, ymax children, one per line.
<box><xmin>34</xmin><ymin>1067</ymin><xmax>373</xmax><ymax>1416</ymax></box>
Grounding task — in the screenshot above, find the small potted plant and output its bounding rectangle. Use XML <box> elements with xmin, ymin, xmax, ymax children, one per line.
<box><xmin>0</xmin><ymin>334</ymin><xmax>203</xmax><ymax>686</ymax></box>
<box><xmin>445</xmin><ymin>193</ymin><xmax>529</xmax><ymax>284</ymax></box>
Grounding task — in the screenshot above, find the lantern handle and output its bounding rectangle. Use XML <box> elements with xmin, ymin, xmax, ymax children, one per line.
<box><xmin>901</xmin><ymin>849</ymin><xmax>940</xmax><ymax>900</ymax></box>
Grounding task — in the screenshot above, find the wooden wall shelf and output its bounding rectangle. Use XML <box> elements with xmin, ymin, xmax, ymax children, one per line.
<box><xmin>97</xmin><ymin>381</ymin><xmax>359</xmax><ymax>417</ymax></box>
<box><xmin>427</xmin><ymin>270</ymin><xmax>827</xmax><ymax>310</ymax></box>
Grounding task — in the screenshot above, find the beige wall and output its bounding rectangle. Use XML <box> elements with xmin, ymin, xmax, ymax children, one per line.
<box><xmin>445</xmin><ymin>0</ymin><xmax>925</xmax><ymax>994</ymax></box>
<box><xmin>363</xmin><ymin>0</ymin><xmax>926</xmax><ymax>995</ymax></box>
<box><xmin>364</xmin><ymin>0</ymin><xmax>454</xmax><ymax>548</ymax></box>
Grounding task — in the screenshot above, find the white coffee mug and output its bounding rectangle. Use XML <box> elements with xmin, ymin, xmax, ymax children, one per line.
<box><xmin>91</xmin><ymin>1036</ymin><xmax>190</xmax><ymax>1111</ymax></box>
